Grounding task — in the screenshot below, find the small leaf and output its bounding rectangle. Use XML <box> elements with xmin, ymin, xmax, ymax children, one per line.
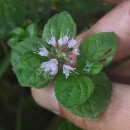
<box><xmin>17</xmin><ymin>52</ymin><xmax>51</xmax><ymax>88</ymax></box>
<box><xmin>58</xmin><ymin>121</ymin><xmax>81</xmax><ymax>130</ymax></box>
<box><xmin>54</xmin><ymin>73</ymin><xmax>94</xmax><ymax>108</ymax></box>
<box><xmin>12</xmin><ymin>27</ymin><xmax>26</xmax><ymax>38</ymax></box>
<box><xmin>68</xmin><ymin>72</ymin><xmax>112</xmax><ymax>118</ymax></box>
<box><xmin>77</xmin><ymin>32</ymin><xmax>117</xmax><ymax>74</ymax></box>
<box><xmin>42</xmin><ymin>11</ymin><xmax>76</xmax><ymax>41</ymax></box>
<box><xmin>26</xmin><ymin>23</ymin><xmax>38</xmax><ymax>37</ymax></box>
<box><xmin>8</xmin><ymin>37</ymin><xmax>19</xmax><ymax>48</ymax></box>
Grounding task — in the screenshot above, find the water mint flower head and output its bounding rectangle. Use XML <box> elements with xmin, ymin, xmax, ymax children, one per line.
<box><xmin>37</xmin><ymin>31</ymin><xmax>79</xmax><ymax>78</ymax></box>
<box><xmin>11</xmin><ymin>12</ymin><xmax>117</xmax><ymax>119</ymax></box>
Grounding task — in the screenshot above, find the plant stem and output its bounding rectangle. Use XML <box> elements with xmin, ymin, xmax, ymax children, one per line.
<box><xmin>0</xmin><ymin>53</ymin><xmax>10</xmax><ymax>77</ymax></box>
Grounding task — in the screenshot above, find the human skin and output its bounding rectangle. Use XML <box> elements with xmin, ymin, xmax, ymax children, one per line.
<box><xmin>31</xmin><ymin>0</ymin><xmax>130</xmax><ymax>130</ymax></box>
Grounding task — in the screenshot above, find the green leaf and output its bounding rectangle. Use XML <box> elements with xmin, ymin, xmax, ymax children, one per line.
<box><xmin>8</xmin><ymin>37</ymin><xmax>19</xmax><ymax>48</ymax></box>
<box><xmin>10</xmin><ymin>37</ymin><xmax>46</xmax><ymax>73</ymax></box>
<box><xmin>26</xmin><ymin>23</ymin><xmax>38</xmax><ymax>37</ymax></box>
<box><xmin>8</xmin><ymin>27</ymin><xmax>27</xmax><ymax>48</ymax></box>
<box><xmin>12</xmin><ymin>27</ymin><xmax>26</xmax><ymax>38</ymax></box>
<box><xmin>42</xmin><ymin>11</ymin><xmax>76</xmax><ymax>41</ymax></box>
<box><xmin>83</xmin><ymin>61</ymin><xmax>103</xmax><ymax>75</ymax></box>
<box><xmin>54</xmin><ymin>73</ymin><xmax>94</xmax><ymax>108</ymax></box>
<box><xmin>68</xmin><ymin>72</ymin><xmax>112</xmax><ymax>118</ymax></box>
<box><xmin>17</xmin><ymin>51</ymin><xmax>51</xmax><ymax>88</ymax></box>
<box><xmin>11</xmin><ymin>51</ymin><xmax>21</xmax><ymax>73</ymax></box>
<box><xmin>58</xmin><ymin>121</ymin><xmax>81</xmax><ymax>130</ymax></box>
<box><xmin>77</xmin><ymin>32</ymin><xmax>117</xmax><ymax>74</ymax></box>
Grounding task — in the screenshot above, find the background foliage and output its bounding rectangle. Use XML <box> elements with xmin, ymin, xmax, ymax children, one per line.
<box><xmin>0</xmin><ymin>0</ymin><xmax>112</xmax><ymax>130</ymax></box>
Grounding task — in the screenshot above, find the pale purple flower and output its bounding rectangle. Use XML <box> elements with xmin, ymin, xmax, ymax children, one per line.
<box><xmin>40</xmin><ymin>58</ymin><xmax>58</xmax><ymax>76</ymax></box>
<box><xmin>47</xmin><ymin>37</ymin><xmax>56</xmax><ymax>47</ymax></box>
<box><xmin>68</xmin><ymin>39</ymin><xmax>76</xmax><ymax>48</ymax></box>
<box><xmin>36</xmin><ymin>33</ymin><xmax>79</xmax><ymax>78</ymax></box>
<box><xmin>38</xmin><ymin>47</ymin><xmax>49</xmax><ymax>56</ymax></box>
<box><xmin>63</xmin><ymin>36</ymin><xmax>69</xmax><ymax>44</ymax></box>
<box><xmin>72</xmin><ymin>48</ymin><xmax>79</xmax><ymax>55</ymax></box>
<box><xmin>58</xmin><ymin>35</ymin><xmax>69</xmax><ymax>46</ymax></box>
<box><xmin>63</xmin><ymin>64</ymin><xmax>75</xmax><ymax>78</ymax></box>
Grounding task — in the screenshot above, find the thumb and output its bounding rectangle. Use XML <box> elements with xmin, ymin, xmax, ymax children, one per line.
<box><xmin>31</xmin><ymin>83</ymin><xmax>130</xmax><ymax>130</ymax></box>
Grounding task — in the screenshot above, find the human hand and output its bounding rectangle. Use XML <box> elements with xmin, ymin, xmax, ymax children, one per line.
<box><xmin>31</xmin><ymin>0</ymin><xmax>130</xmax><ymax>130</ymax></box>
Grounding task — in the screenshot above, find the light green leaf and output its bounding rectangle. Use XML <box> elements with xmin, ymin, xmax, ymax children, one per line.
<box><xmin>83</xmin><ymin>61</ymin><xmax>103</xmax><ymax>75</ymax></box>
<box><xmin>58</xmin><ymin>121</ymin><xmax>81</xmax><ymax>130</ymax></box>
<box><xmin>17</xmin><ymin>52</ymin><xmax>51</xmax><ymax>88</ymax></box>
<box><xmin>26</xmin><ymin>23</ymin><xmax>38</xmax><ymax>37</ymax></box>
<box><xmin>12</xmin><ymin>27</ymin><xmax>26</xmax><ymax>38</ymax></box>
<box><xmin>77</xmin><ymin>32</ymin><xmax>117</xmax><ymax>74</ymax></box>
<box><xmin>54</xmin><ymin>73</ymin><xmax>94</xmax><ymax>108</ymax></box>
<box><xmin>68</xmin><ymin>72</ymin><xmax>112</xmax><ymax>118</ymax></box>
<box><xmin>42</xmin><ymin>11</ymin><xmax>76</xmax><ymax>41</ymax></box>
<box><xmin>8</xmin><ymin>27</ymin><xmax>26</xmax><ymax>48</ymax></box>
<box><xmin>8</xmin><ymin>37</ymin><xmax>19</xmax><ymax>48</ymax></box>
<box><xmin>10</xmin><ymin>38</ymin><xmax>45</xmax><ymax>72</ymax></box>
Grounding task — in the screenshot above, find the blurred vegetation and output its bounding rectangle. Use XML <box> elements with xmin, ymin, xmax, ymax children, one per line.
<box><xmin>0</xmin><ymin>0</ymin><xmax>113</xmax><ymax>130</ymax></box>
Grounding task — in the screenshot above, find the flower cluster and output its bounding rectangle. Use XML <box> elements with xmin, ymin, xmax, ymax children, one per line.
<box><xmin>36</xmin><ymin>33</ymin><xmax>79</xmax><ymax>78</ymax></box>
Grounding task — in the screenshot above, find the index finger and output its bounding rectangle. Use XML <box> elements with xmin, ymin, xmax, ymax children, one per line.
<box><xmin>76</xmin><ymin>0</ymin><xmax>130</xmax><ymax>63</ymax></box>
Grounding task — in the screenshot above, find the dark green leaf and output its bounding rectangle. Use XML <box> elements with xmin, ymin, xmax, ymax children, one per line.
<box><xmin>68</xmin><ymin>72</ymin><xmax>112</xmax><ymax>118</ymax></box>
<box><xmin>17</xmin><ymin>52</ymin><xmax>51</xmax><ymax>88</ymax></box>
<box><xmin>54</xmin><ymin>73</ymin><xmax>94</xmax><ymax>108</ymax></box>
<box><xmin>0</xmin><ymin>0</ymin><xmax>25</xmax><ymax>38</ymax></box>
<box><xmin>77</xmin><ymin>32</ymin><xmax>117</xmax><ymax>74</ymax></box>
<box><xmin>58</xmin><ymin>121</ymin><xmax>81</xmax><ymax>130</ymax></box>
<box><xmin>42</xmin><ymin>11</ymin><xmax>76</xmax><ymax>41</ymax></box>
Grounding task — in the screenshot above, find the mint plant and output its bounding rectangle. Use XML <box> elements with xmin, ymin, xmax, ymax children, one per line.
<box><xmin>10</xmin><ymin>11</ymin><xmax>117</xmax><ymax>118</ymax></box>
